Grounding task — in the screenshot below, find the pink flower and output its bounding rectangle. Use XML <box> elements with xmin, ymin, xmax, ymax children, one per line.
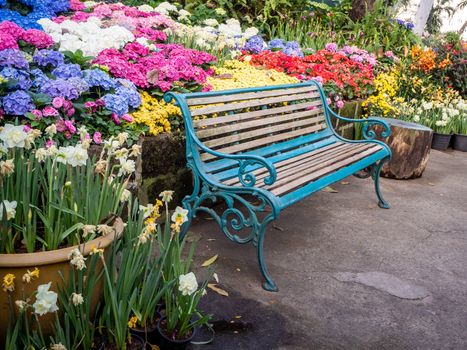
<box><xmin>64</xmin><ymin>120</ymin><xmax>76</xmax><ymax>134</ymax></box>
<box><xmin>45</xmin><ymin>139</ymin><xmax>55</xmax><ymax>148</ymax></box>
<box><xmin>121</xmin><ymin>114</ymin><xmax>133</xmax><ymax>122</ymax></box>
<box><xmin>336</xmin><ymin>100</ymin><xmax>345</xmax><ymax>109</ymax></box>
<box><xmin>52</xmin><ymin>97</ymin><xmax>65</xmax><ymax>109</ymax></box>
<box><xmin>66</xmin><ymin>108</ymin><xmax>75</xmax><ymax>117</ymax></box>
<box><xmin>93</xmin><ymin>132</ymin><xmax>102</xmax><ymax>144</ymax></box>
<box><xmin>0</xmin><ymin>21</ymin><xmax>25</xmax><ymax>39</ymax></box>
<box><xmin>31</xmin><ymin>109</ymin><xmax>43</xmax><ymax>119</ymax></box>
<box><xmin>20</xmin><ymin>30</ymin><xmax>54</xmax><ymax>49</ymax></box>
<box><xmin>0</xmin><ymin>33</ymin><xmax>19</xmax><ymax>51</ymax></box>
<box><xmin>111</xmin><ymin>113</ymin><xmax>121</xmax><ymax>125</ymax></box>
<box><xmin>62</xmin><ymin>100</ymin><xmax>73</xmax><ymax>111</ymax></box>
<box><xmin>85</xmin><ymin>101</ymin><xmax>96</xmax><ymax>109</ymax></box>
<box><xmin>42</xmin><ymin>107</ymin><xmax>59</xmax><ymax>117</ymax></box>
<box><xmin>95</xmin><ymin>99</ymin><xmax>105</xmax><ymax>107</ymax></box>
<box><xmin>23</xmin><ymin>125</ymin><xmax>31</xmax><ymax>132</ymax></box>
<box><xmin>70</xmin><ymin>0</ymin><xmax>86</xmax><ymax>11</ymax></box>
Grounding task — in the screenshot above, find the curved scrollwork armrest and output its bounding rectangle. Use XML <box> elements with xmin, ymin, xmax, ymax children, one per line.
<box><xmin>193</xmin><ymin>138</ymin><xmax>277</xmax><ymax>188</ymax></box>
<box><xmin>326</xmin><ymin>107</ymin><xmax>391</xmax><ymax>141</ymax></box>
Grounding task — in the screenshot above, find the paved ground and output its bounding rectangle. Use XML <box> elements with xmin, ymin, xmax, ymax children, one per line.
<box><xmin>188</xmin><ymin>150</ymin><xmax>467</xmax><ymax>350</ymax></box>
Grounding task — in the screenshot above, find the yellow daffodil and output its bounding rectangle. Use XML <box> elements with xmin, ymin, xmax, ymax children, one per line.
<box><xmin>2</xmin><ymin>273</ymin><xmax>15</xmax><ymax>292</ymax></box>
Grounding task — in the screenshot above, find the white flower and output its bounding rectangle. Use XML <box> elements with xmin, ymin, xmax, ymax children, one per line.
<box><xmin>159</xmin><ymin>190</ymin><xmax>174</xmax><ymax>203</ymax></box>
<box><xmin>0</xmin><ymin>143</ymin><xmax>6</xmax><ymax>155</ymax></box>
<box><xmin>117</xmin><ymin>132</ymin><xmax>128</xmax><ymax>145</ymax></box>
<box><xmin>0</xmin><ymin>200</ymin><xmax>17</xmax><ymax>221</ymax></box>
<box><xmin>215</xmin><ymin>8</ymin><xmax>226</xmax><ymax>16</ymax></box>
<box><xmin>139</xmin><ymin>204</ymin><xmax>154</xmax><ymax>219</ymax></box>
<box><xmin>81</xmin><ymin>225</ymin><xmax>96</xmax><ymax>237</ymax></box>
<box><xmin>171</xmin><ymin>206</ymin><xmax>188</xmax><ymax>225</ymax></box>
<box><xmin>178</xmin><ymin>9</ymin><xmax>191</xmax><ymax>20</ymax></box>
<box><xmin>50</xmin><ymin>343</ymin><xmax>68</xmax><ymax>350</ymax></box>
<box><xmin>129</xmin><ymin>144</ymin><xmax>141</xmax><ymax>157</ymax></box>
<box><xmin>203</xmin><ymin>19</ymin><xmax>219</xmax><ymax>27</ymax></box>
<box><xmin>178</xmin><ymin>272</ymin><xmax>198</xmax><ymax>296</ymax></box>
<box><xmin>33</xmin><ymin>282</ymin><xmax>59</xmax><ymax>316</ymax></box>
<box><xmin>138</xmin><ymin>4</ymin><xmax>154</xmax><ymax>12</ymax></box>
<box><xmin>120</xmin><ymin>189</ymin><xmax>131</xmax><ymax>202</ymax></box>
<box><xmin>35</xmin><ymin>148</ymin><xmax>49</xmax><ymax>162</ymax></box>
<box><xmin>244</xmin><ymin>27</ymin><xmax>259</xmax><ymax>39</ymax></box>
<box><xmin>71</xmin><ymin>293</ymin><xmax>84</xmax><ymax>306</ymax></box>
<box><xmin>68</xmin><ymin>248</ymin><xmax>87</xmax><ymax>270</ymax></box>
<box><xmin>97</xmin><ymin>224</ymin><xmax>114</xmax><ymax>236</ymax></box>
<box><xmin>15</xmin><ymin>300</ymin><xmax>27</xmax><ymax>311</ymax></box>
<box><xmin>0</xmin><ymin>124</ymin><xmax>29</xmax><ymax>148</ymax></box>
<box><xmin>56</xmin><ymin>145</ymin><xmax>88</xmax><ymax>167</ymax></box>
<box><xmin>0</xmin><ymin>159</ymin><xmax>14</xmax><ymax>175</ymax></box>
<box><xmin>118</xmin><ymin>158</ymin><xmax>135</xmax><ymax>176</ymax></box>
<box><xmin>154</xmin><ymin>1</ymin><xmax>178</xmax><ymax>15</ymax></box>
<box><xmin>114</xmin><ymin>148</ymin><xmax>129</xmax><ymax>161</ymax></box>
<box><xmin>138</xmin><ymin>231</ymin><xmax>151</xmax><ymax>245</ymax></box>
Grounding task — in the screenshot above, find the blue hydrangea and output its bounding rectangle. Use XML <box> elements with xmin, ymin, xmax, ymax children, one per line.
<box><xmin>283</xmin><ymin>41</ymin><xmax>304</xmax><ymax>57</ymax></box>
<box><xmin>243</xmin><ymin>35</ymin><xmax>268</xmax><ymax>54</ymax></box>
<box><xmin>40</xmin><ymin>79</ymin><xmax>81</xmax><ymax>100</ymax></box>
<box><xmin>52</xmin><ymin>64</ymin><xmax>83</xmax><ymax>79</ymax></box>
<box><xmin>33</xmin><ymin>50</ymin><xmax>65</xmax><ymax>68</ymax></box>
<box><xmin>67</xmin><ymin>77</ymin><xmax>89</xmax><ymax>94</ymax></box>
<box><xmin>102</xmin><ymin>94</ymin><xmax>129</xmax><ymax>116</ymax></box>
<box><xmin>1</xmin><ymin>67</ymin><xmax>32</xmax><ymax>90</ymax></box>
<box><xmin>406</xmin><ymin>22</ymin><xmax>414</xmax><ymax>30</ymax></box>
<box><xmin>115</xmin><ymin>86</ymin><xmax>142</xmax><ymax>109</ymax></box>
<box><xmin>2</xmin><ymin>90</ymin><xmax>35</xmax><ymax>115</ymax></box>
<box><xmin>83</xmin><ymin>69</ymin><xmax>116</xmax><ymax>90</ymax></box>
<box><xmin>268</xmin><ymin>38</ymin><xmax>286</xmax><ymax>51</ymax></box>
<box><xmin>0</xmin><ymin>50</ymin><xmax>29</xmax><ymax>70</ymax></box>
<box><xmin>30</xmin><ymin>68</ymin><xmax>49</xmax><ymax>88</ymax></box>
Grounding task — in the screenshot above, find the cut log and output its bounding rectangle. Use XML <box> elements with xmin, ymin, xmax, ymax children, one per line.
<box><xmin>372</xmin><ymin>118</ymin><xmax>433</xmax><ymax>179</ymax></box>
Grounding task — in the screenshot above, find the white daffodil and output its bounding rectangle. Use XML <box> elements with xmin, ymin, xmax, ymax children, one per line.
<box><xmin>33</xmin><ymin>282</ymin><xmax>59</xmax><ymax>316</ymax></box>
<box><xmin>67</xmin><ymin>248</ymin><xmax>87</xmax><ymax>271</ymax></box>
<box><xmin>118</xmin><ymin>158</ymin><xmax>135</xmax><ymax>177</ymax></box>
<box><xmin>159</xmin><ymin>190</ymin><xmax>174</xmax><ymax>203</ymax></box>
<box><xmin>0</xmin><ymin>200</ymin><xmax>17</xmax><ymax>221</ymax></box>
<box><xmin>178</xmin><ymin>272</ymin><xmax>198</xmax><ymax>296</ymax></box>
<box><xmin>0</xmin><ymin>159</ymin><xmax>14</xmax><ymax>176</ymax></box>
<box><xmin>120</xmin><ymin>189</ymin><xmax>131</xmax><ymax>203</ymax></box>
<box><xmin>171</xmin><ymin>206</ymin><xmax>188</xmax><ymax>225</ymax></box>
<box><xmin>71</xmin><ymin>293</ymin><xmax>84</xmax><ymax>306</ymax></box>
<box><xmin>0</xmin><ymin>124</ymin><xmax>29</xmax><ymax>148</ymax></box>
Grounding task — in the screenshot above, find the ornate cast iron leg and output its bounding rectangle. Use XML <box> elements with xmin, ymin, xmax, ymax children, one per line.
<box><xmin>372</xmin><ymin>158</ymin><xmax>390</xmax><ymax>209</ymax></box>
<box><xmin>179</xmin><ymin>169</ymin><xmax>201</xmax><ymax>241</ymax></box>
<box><xmin>256</xmin><ymin>216</ymin><xmax>278</xmax><ymax>292</ymax></box>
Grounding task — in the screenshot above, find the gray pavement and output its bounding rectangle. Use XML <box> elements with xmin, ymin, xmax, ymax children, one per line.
<box><xmin>189</xmin><ymin>150</ymin><xmax>467</xmax><ymax>350</ymax></box>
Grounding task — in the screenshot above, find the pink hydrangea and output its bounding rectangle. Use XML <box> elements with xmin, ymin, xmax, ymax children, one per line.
<box><xmin>20</xmin><ymin>30</ymin><xmax>54</xmax><ymax>49</ymax></box>
<box><xmin>0</xmin><ymin>33</ymin><xmax>19</xmax><ymax>51</ymax></box>
<box><xmin>52</xmin><ymin>97</ymin><xmax>65</xmax><ymax>109</ymax></box>
<box><xmin>0</xmin><ymin>21</ymin><xmax>26</xmax><ymax>40</ymax></box>
<box><xmin>69</xmin><ymin>0</ymin><xmax>86</xmax><ymax>11</ymax></box>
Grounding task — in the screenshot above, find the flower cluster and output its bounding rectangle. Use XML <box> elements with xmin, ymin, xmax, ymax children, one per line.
<box><xmin>243</xmin><ymin>36</ymin><xmax>303</xmax><ymax>57</ymax></box>
<box><xmin>243</xmin><ymin>48</ymin><xmax>375</xmax><ymax>105</ymax></box>
<box><xmin>0</xmin><ymin>0</ymin><xmax>69</xmax><ymax>29</ymax></box>
<box><xmin>0</xmin><ymin>21</ymin><xmax>54</xmax><ymax>51</ymax></box>
<box><xmin>93</xmin><ymin>42</ymin><xmax>216</xmax><ymax>92</ymax></box>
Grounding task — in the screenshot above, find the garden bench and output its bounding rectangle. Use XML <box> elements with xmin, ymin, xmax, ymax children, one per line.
<box><xmin>164</xmin><ymin>81</ymin><xmax>392</xmax><ymax>292</ymax></box>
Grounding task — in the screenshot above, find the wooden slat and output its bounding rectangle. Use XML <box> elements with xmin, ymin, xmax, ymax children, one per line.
<box><xmin>201</xmin><ymin>124</ymin><xmax>327</xmax><ymax>161</ymax></box>
<box><xmin>193</xmin><ymin>100</ymin><xmax>322</xmax><ymax>128</ymax></box>
<box><xmin>197</xmin><ymin>108</ymin><xmax>324</xmax><ymax>139</ymax></box>
<box><xmin>222</xmin><ymin>142</ymin><xmax>346</xmax><ymax>185</ymax></box>
<box><xmin>191</xmin><ymin>92</ymin><xmax>321</xmax><ymax>117</ymax></box>
<box><xmin>270</xmin><ymin>146</ymin><xmax>382</xmax><ymax>196</ymax></box>
<box><xmin>187</xmin><ymin>85</ymin><xmax>317</xmax><ymax>106</ymax></box>
<box><xmin>203</xmin><ymin>115</ymin><xmax>326</xmax><ymax>148</ymax></box>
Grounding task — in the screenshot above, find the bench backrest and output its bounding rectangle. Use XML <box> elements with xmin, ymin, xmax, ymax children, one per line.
<box><xmin>166</xmin><ymin>82</ymin><xmax>330</xmax><ymax>164</ymax></box>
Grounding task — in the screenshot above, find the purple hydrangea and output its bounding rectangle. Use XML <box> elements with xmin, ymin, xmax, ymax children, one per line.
<box><xmin>40</xmin><ymin>78</ymin><xmax>80</xmax><ymax>100</ymax></box>
<box><xmin>115</xmin><ymin>86</ymin><xmax>141</xmax><ymax>109</ymax></box>
<box><xmin>283</xmin><ymin>41</ymin><xmax>303</xmax><ymax>57</ymax></box>
<box><xmin>243</xmin><ymin>35</ymin><xmax>267</xmax><ymax>54</ymax></box>
<box><xmin>83</xmin><ymin>69</ymin><xmax>116</xmax><ymax>90</ymax></box>
<box><xmin>0</xmin><ymin>49</ymin><xmax>29</xmax><ymax>70</ymax></box>
<box><xmin>406</xmin><ymin>22</ymin><xmax>414</xmax><ymax>30</ymax></box>
<box><xmin>325</xmin><ymin>43</ymin><xmax>338</xmax><ymax>52</ymax></box>
<box><xmin>269</xmin><ymin>38</ymin><xmax>285</xmax><ymax>51</ymax></box>
<box><xmin>67</xmin><ymin>77</ymin><xmax>89</xmax><ymax>94</ymax></box>
<box><xmin>52</xmin><ymin>64</ymin><xmax>83</xmax><ymax>79</ymax></box>
<box><xmin>2</xmin><ymin>90</ymin><xmax>35</xmax><ymax>115</ymax></box>
<box><xmin>1</xmin><ymin>67</ymin><xmax>32</xmax><ymax>90</ymax></box>
<box><xmin>33</xmin><ymin>50</ymin><xmax>65</xmax><ymax>67</ymax></box>
<box><xmin>102</xmin><ymin>93</ymin><xmax>129</xmax><ymax>116</ymax></box>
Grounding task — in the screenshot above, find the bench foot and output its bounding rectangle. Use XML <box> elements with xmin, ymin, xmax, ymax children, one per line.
<box><xmin>373</xmin><ymin>158</ymin><xmax>390</xmax><ymax>209</ymax></box>
<box><xmin>257</xmin><ymin>219</ymin><xmax>279</xmax><ymax>292</ymax></box>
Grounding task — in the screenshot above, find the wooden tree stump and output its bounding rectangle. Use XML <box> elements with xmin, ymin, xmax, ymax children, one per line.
<box><xmin>372</xmin><ymin>118</ymin><xmax>433</xmax><ymax>179</ymax></box>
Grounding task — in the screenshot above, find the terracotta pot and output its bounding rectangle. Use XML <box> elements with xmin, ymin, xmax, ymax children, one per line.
<box><xmin>0</xmin><ymin>218</ymin><xmax>124</xmax><ymax>340</ymax></box>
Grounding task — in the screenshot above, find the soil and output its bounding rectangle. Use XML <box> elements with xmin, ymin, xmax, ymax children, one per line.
<box><xmin>159</xmin><ymin>319</ymin><xmax>193</xmax><ymax>342</ymax></box>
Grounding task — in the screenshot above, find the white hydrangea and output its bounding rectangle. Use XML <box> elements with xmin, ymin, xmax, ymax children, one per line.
<box><xmin>154</xmin><ymin>1</ymin><xmax>178</xmax><ymax>15</ymax></box>
<box><xmin>138</xmin><ymin>4</ymin><xmax>155</xmax><ymax>12</ymax></box>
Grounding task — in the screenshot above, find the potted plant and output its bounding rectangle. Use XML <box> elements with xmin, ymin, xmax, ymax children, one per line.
<box><xmin>452</xmin><ymin>114</ymin><xmax>467</xmax><ymax>152</ymax></box>
<box><xmin>155</xmin><ymin>202</ymin><xmax>212</xmax><ymax>350</ymax></box>
<box><xmin>0</xmin><ymin>124</ymin><xmax>137</xmax><ymax>336</ymax></box>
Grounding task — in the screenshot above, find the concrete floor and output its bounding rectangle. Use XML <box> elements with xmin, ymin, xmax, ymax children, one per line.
<box><xmin>188</xmin><ymin>150</ymin><xmax>467</xmax><ymax>350</ymax></box>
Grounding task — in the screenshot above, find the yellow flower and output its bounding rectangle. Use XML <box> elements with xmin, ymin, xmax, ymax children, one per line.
<box><xmin>2</xmin><ymin>273</ymin><xmax>15</xmax><ymax>292</ymax></box>
<box><xmin>89</xmin><ymin>245</ymin><xmax>104</xmax><ymax>256</ymax></box>
<box><xmin>22</xmin><ymin>267</ymin><xmax>40</xmax><ymax>283</ymax></box>
<box><xmin>128</xmin><ymin>315</ymin><xmax>138</xmax><ymax>329</ymax></box>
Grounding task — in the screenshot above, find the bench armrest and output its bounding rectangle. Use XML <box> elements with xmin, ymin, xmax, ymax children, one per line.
<box><xmin>193</xmin><ymin>137</ymin><xmax>277</xmax><ymax>188</ymax></box>
<box><xmin>326</xmin><ymin>107</ymin><xmax>391</xmax><ymax>141</ymax></box>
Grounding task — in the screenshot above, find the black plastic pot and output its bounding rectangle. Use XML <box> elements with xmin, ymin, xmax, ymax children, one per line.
<box><xmin>431</xmin><ymin>132</ymin><xmax>452</xmax><ymax>150</ymax></box>
<box><xmin>130</xmin><ymin>312</ymin><xmax>161</xmax><ymax>346</ymax></box>
<box><xmin>453</xmin><ymin>134</ymin><xmax>467</xmax><ymax>152</ymax></box>
<box><xmin>156</xmin><ymin>317</ymin><xmax>196</xmax><ymax>350</ymax></box>
<box><xmin>98</xmin><ymin>333</ymin><xmax>146</xmax><ymax>350</ymax></box>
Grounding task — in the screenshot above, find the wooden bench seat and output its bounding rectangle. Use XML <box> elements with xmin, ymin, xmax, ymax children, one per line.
<box><xmin>164</xmin><ymin>82</ymin><xmax>392</xmax><ymax>291</ymax></box>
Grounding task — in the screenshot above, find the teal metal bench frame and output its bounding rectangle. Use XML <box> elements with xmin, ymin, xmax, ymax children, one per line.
<box><xmin>164</xmin><ymin>81</ymin><xmax>392</xmax><ymax>292</ymax></box>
